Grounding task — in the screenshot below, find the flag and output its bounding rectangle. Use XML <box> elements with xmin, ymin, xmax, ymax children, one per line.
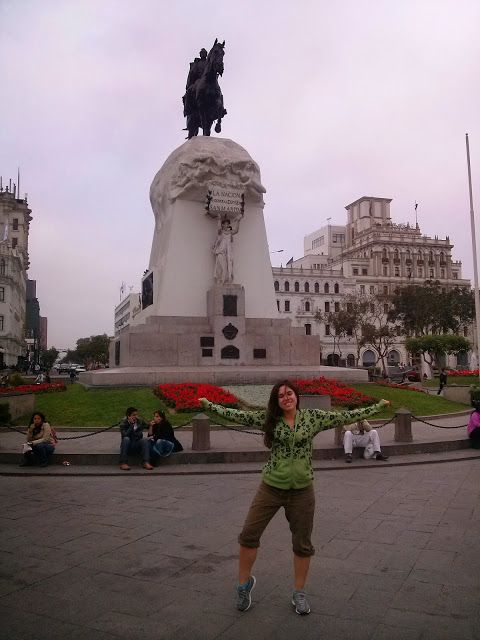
<box><xmin>414</xmin><ymin>202</ymin><xmax>418</xmax><ymax>211</ymax></box>
<box><xmin>286</xmin><ymin>256</ymin><xmax>294</xmax><ymax>265</ymax></box>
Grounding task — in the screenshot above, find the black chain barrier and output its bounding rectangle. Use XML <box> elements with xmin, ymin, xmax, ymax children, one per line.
<box><xmin>1</xmin><ymin>422</ymin><xmax>122</xmax><ymax>440</ymax></box>
<box><xmin>411</xmin><ymin>415</ymin><xmax>469</xmax><ymax>429</ymax></box>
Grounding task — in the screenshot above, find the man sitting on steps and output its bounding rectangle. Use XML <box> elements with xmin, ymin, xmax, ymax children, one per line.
<box><xmin>119</xmin><ymin>407</ymin><xmax>153</xmax><ymax>471</ymax></box>
<box><xmin>342</xmin><ymin>419</ymin><xmax>389</xmax><ymax>463</ymax></box>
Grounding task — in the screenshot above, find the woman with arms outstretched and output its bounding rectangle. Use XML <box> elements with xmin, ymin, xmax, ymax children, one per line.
<box><xmin>201</xmin><ymin>380</ymin><xmax>389</xmax><ymax>616</ymax></box>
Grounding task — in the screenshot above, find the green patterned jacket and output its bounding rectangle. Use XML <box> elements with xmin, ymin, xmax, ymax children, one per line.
<box><xmin>201</xmin><ymin>399</ymin><xmax>388</xmax><ymax>490</ymax></box>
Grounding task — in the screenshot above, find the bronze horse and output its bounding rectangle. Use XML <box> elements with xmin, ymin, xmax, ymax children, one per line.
<box><xmin>183</xmin><ymin>40</ymin><xmax>227</xmax><ymax>139</ymax></box>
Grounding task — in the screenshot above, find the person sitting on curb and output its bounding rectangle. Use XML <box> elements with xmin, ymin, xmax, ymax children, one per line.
<box><xmin>119</xmin><ymin>407</ymin><xmax>153</xmax><ymax>470</ymax></box>
<box><xmin>148</xmin><ymin>410</ymin><xmax>183</xmax><ymax>462</ymax></box>
<box><xmin>467</xmin><ymin>398</ymin><xmax>480</xmax><ymax>449</ymax></box>
<box><xmin>20</xmin><ymin>412</ymin><xmax>56</xmax><ymax>467</ymax></box>
<box><xmin>342</xmin><ymin>419</ymin><xmax>388</xmax><ymax>463</ymax></box>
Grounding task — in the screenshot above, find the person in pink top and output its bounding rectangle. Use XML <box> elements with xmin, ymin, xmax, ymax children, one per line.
<box><xmin>467</xmin><ymin>398</ymin><xmax>480</xmax><ymax>449</ymax></box>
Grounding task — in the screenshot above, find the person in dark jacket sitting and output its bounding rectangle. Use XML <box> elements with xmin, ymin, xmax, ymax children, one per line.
<box><xmin>119</xmin><ymin>407</ymin><xmax>153</xmax><ymax>471</ymax></box>
<box><xmin>148</xmin><ymin>410</ymin><xmax>183</xmax><ymax>462</ymax></box>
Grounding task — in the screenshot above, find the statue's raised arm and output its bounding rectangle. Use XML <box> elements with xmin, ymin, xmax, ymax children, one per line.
<box><xmin>182</xmin><ymin>39</ymin><xmax>227</xmax><ymax>140</ymax></box>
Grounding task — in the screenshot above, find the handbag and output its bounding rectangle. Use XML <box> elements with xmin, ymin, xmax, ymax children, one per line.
<box><xmin>22</xmin><ymin>443</ymin><xmax>33</xmax><ymax>454</ymax></box>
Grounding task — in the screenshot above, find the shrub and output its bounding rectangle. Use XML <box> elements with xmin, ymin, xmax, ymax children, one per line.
<box><xmin>8</xmin><ymin>373</ymin><xmax>26</xmax><ymax>387</ymax></box>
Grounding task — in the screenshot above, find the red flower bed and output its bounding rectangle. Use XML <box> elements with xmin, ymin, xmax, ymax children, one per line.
<box><xmin>376</xmin><ymin>381</ymin><xmax>426</xmax><ymax>393</ymax></box>
<box><xmin>0</xmin><ymin>383</ymin><xmax>67</xmax><ymax>395</ymax></box>
<box><xmin>155</xmin><ymin>383</ymin><xmax>239</xmax><ymax>412</ymax></box>
<box><xmin>293</xmin><ymin>377</ymin><xmax>376</xmax><ymax>408</ymax></box>
<box><xmin>447</xmin><ymin>369</ymin><xmax>479</xmax><ymax>377</ymax></box>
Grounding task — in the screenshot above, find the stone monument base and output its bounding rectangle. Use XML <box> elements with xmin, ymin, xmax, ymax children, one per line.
<box><xmin>111</xmin><ymin>284</ymin><xmax>321</xmax><ymax>369</ymax></box>
<box><xmin>81</xmin><ymin>365</ymin><xmax>369</xmax><ymax>388</ymax></box>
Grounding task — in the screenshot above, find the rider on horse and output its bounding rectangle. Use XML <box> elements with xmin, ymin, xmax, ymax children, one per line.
<box><xmin>182</xmin><ymin>40</ymin><xmax>227</xmax><ymax>139</ymax></box>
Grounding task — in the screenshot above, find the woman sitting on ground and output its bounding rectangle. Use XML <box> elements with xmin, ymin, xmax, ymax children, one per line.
<box><xmin>148</xmin><ymin>410</ymin><xmax>183</xmax><ymax>460</ymax></box>
<box><xmin>20</xmin><ymin>412</ymin><xmax>56</xmax><ymax>467</ymax></box>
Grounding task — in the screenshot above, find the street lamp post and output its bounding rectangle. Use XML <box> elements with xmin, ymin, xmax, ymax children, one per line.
<box><xmin>465</xmin><ymin>134</ymin><xmax>480</xmax><ymax>381</ymax></box>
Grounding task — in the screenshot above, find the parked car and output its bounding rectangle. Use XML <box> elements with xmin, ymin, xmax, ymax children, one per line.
<box><xmin>386</xmin><ymin>366</ymin><xmax>420</xmax><ymax>383</ymax></box>
<box><xmin>74</xmin><ymin>365</ymin><xmax>86</xmax><ymax>373</ymax></box>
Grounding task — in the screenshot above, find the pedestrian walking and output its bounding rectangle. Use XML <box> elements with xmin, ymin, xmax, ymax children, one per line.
<box><xmin>437</xmin><ymin>367</ymin><xmax>448</xmax><ymax>395</ymax></box>
<box><xmin>201</xmin><ymin>380</ymin><xmax>389</xmax><ymax>615</ymax></box>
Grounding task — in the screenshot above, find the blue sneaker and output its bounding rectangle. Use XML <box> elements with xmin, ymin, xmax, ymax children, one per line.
<box><xmin>236</xmin><ymin>575</ymin><xmax>256</xmax><ymax>612</ymax></box>
<box><xmin>292</xmin><ymin>590</ymin><xmax>311</xmax><ymax>615</ymax></box>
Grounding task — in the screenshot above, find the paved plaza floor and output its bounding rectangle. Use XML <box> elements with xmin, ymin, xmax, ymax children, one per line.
<box><xmin>0</xmin><ymin>460</ymin><xmax>479</xmax><ymax>639</ymax></box>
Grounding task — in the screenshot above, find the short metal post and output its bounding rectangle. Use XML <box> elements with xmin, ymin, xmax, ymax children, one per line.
<box><xmin>395</xmin><ymin>407</ymin><xmax>413</xmax><ymax>442</ymax></box>
<box><xmin>334</xmin><ymin>425</ymin><xmax>344</xmax><ymax>447</ymax></box>
<box><xmin>192</xmin><ymin>413</ymin><xmax>211</xmax><ymax>451</ymax></box>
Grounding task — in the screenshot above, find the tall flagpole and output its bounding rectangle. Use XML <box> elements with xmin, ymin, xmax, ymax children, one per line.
<box><xmin>465</xmin><ymin>133</ymin><xmax>480</xmax><ymax>381</ymax></box>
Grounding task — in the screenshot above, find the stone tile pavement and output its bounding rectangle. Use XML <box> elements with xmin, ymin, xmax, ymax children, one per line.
<box><xmin>0</xmin><ymin>460</ymin><xmax>479</xmax><ymax>639</ymax></box>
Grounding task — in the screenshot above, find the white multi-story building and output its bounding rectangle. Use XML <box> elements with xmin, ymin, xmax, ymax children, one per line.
<box><xmin>0</xmin><ymin>182</ymin><xmax>31</xmax><ymax>367</ymax></box>
<box><xmin>273</xmin><ymin>196</ymin><xmax>472</xmax><ymax>370</ymax></box>
<box><xmin>114</xmin><ymin>292</ymin><xmax>141</xmax><ymax>336</ymax></box>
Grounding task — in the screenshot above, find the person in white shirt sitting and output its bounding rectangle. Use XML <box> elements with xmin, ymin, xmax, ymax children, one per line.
<box><xmin>342</xmin><ymin>419</ymin><xmax>388</xmax><ymax>463</ymax></box>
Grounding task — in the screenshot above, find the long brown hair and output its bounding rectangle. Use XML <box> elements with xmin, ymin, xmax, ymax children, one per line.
<box><xmin>263</xmin><ymin>380</ymin><xmax>300</xmax><ymax>449</ymax></box>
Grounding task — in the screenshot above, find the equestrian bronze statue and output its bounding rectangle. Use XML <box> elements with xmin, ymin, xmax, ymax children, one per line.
<box><xmin>182</xmin><ymin>39</ymin><xmax>227</xmax><ymax>139</ymax></box>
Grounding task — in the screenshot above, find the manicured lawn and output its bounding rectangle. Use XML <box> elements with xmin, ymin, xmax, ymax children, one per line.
<box><xmin>350</xmin><ymin>383</ymin><xmax>468</xmax><ymax>419</ymax></box>
<box><xmin>423</xmin><ymin>375</ymin><xmax>480</xmax><ymax>388</ymax></box>
<box><xmin>13</xmin><ymin>381</ymin><xmax>470</xmax><ymax>428</ymax></box>
<box><xmin>15</xmin><ymin>384</ymin><xmax>190</xmax><ymax>428</ymax></box>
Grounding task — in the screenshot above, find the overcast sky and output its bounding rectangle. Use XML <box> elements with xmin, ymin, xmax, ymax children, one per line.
<box><xmin>1</xmin><ymin>0</ymin><xmax>479</xmax><ymax>349</ymax></box>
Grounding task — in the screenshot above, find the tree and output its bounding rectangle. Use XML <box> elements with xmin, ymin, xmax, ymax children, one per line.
<box><xmin>389</xmin><ymin>281</ymin><xmax>475</xmax><ymax>336</ymax></box>
<box><xmin>406</xmin><ymin>335</ymin><xmax>471</xmax><ymax>369</ymax></box>
<box><xmin>39</xmin><ymin>347</ymin><xmax>59</xmax><ymax>372</ymax></box>
<box><xmin>75</xmin><ymin>334</ymin><xmax>110</xmax><ymax>369</ymax></box>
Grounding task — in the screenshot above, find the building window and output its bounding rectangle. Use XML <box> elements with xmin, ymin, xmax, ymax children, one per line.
<box><xmin>305</xmin><ymin>301</ymin><xmax>310</xmax><ymax>312</ymax></box>
<box><xmin>284</xmin><ymin>281</ymin><xmax>290</xmax><ymax>292</ymax></box>
<box><xmin>284</xmin><ymin>300</ymin><xmax>290</xmax><ymax>312</ymax></box>
<box><xmin>334</xmin><ymin>283</ymin><xmax>339</xmax><ymax>293</ymax></box>
<box><xmin>441</xmin><ymin>268</ymin><xmax>445</xmax><ymax>279</ymax></box>
<box><xmin>305</xmin><ymin>323</ymin><xmax>312</xmax><ymax>336</ymax></box>
<box><xmin>274</xmin><ymin>280</ymin><xmax>279</xmax><ymax>292</ymax></box>
<box><xmin>13</xmin><ymin>219</ymin><xmax>18</xmax><ymax>231</ymax></box>
<box><xmin>314</xmin><ymin>282</ymin><xmax>319</xmax><ymax>293</ymax></box>
<box><xmin>312</xmin><ymin>236</ymin><xmax>325</xmax><ymax>249</ymax></box>
<box><xmin>0</xmin><ymin>259</ymin><xmax>5</xmax><ymax>276</ymax></box>
<box><xmin>347</xmin><ymin>354</ymin><xmax>355</xmax><ymax>367</ymax></box>
<box><xmin>0</xmin><ymin>315</ymin><xmax>4</xmax><ymax>331</ymax></box>
<box><xmin>360</xmin><ymin>285</ymin><xmax>365</xmax><ymax>294</ymax></box>
<box><xmin>369</xmin><ymin>285</ymin><xmax>375</xmax><ymax>294</ymax></box>
<box><xmin>429</xmin><ymin>269</ymin><xmax>434</xmax><ymax>278</ymax></box>
<box><xmin>325</xmin><ymin>324</ymin><xmax>330</xmax><ymax>336</ymax></box>
<box><xmin>276</xmin><ymin>300</ymin><xmax>280</xmax><ymax>311</ymax></box>
<box><xmin>324</xmin><ymin>301</ymin><xmax>330</xmax><ymax>312</ymax></box>
<box><xmin>294</xmin><ymin>281</ymin><xmax>299</xmax><ymax>292</ymax></box>
<box><xmin>332</xmin><ymin>233</ymin><xmax>345</xmax><ymax>244</ymax></box>
<box><xmin>324</xmin><ymin>283</ymin><xmax>329</xmax><ymax>294</ymax></box>
<box><xmin>334</xmin><ymin>301</ymin><xmax>340</xmax><ymax>312</ymax></box>
<box><xmin>353</xmin><ymin>268</ymin><xmax>359</xmax><ymax>275</ymax></box>
<box><xmin>304</xmin><ymin>282</ymin><xmax>309</xmax><ymax>293</ymax></box>
<box><xmin>383</xmin><ymin>266</ymin><xmax>388</xmax><ymax>276</ymax></box>
<box><xmin>362</xmin><ymin>269</ymin><xmax>368</xmax><ymax>275</ymax></box>
<box><xmin>12</xmin><ymin>238</ymin><xmax>18</xmax><ymax>248</ymax></box>
<box><xmin>453</xmin><ymin>272</ymin><xmax>458</xmax><ymax>280</ymax></box>
<box><xmin>418</xmin><ymin>268</ymin><xmax>423</xmax><ymax>278</ymax></box>
<box><xmin>394</xmin><ymin>267</ymin><xmax>400</xmax><ymax>277</ymax></box>
<box><xmin>0</xmin><ymin>287</ymin><xmax>4</xmax><ymax>302</ymax></box>
<box><xmin>383</xmin><ymin>285</ymin><xmax>388</xmax><ymax>294</ymax></box>
<box><xmin>382</xmin><ymin>248</ymin><xmax>387</xmax><ymax>259</ymax></box>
